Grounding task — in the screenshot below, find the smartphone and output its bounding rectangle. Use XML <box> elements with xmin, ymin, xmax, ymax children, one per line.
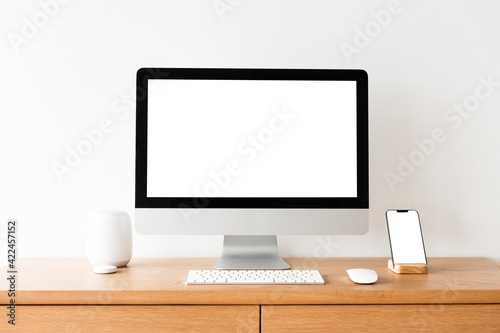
<box><xmin>386</xmin><ymin>210</ymin><xmax>427</xmax><ymax>265</ymax></box>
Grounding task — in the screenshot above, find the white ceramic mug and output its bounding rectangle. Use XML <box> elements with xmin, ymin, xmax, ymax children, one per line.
<box><xmin>86</xmin><ymin>210</ymin><xmax>132</xmax><ymax>267</ymax></box>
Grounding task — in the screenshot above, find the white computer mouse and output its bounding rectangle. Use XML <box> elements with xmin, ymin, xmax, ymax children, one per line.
<box><xmin>346</xmin><ymin>268</ymin><xmax>378</xmax><ymax>284</ymax></box>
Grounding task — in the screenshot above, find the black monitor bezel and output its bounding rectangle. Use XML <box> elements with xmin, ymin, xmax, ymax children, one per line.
<box><xmin>136</xmin><ymin>68</ymin><xmax>368</xmax><ymax>209</ymax></box>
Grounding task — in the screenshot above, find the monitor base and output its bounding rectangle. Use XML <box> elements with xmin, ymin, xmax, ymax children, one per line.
<box><xmin>215</xmin><ymin>235</ymin><xmax>291</xmax><ymax>270</ymax></box>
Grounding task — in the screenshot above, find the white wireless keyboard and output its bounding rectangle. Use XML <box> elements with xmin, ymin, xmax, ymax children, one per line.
<box><xmin>185</xmin><ymin>269</ymin><xmax>325</xmax><ymax>285</ymax></box>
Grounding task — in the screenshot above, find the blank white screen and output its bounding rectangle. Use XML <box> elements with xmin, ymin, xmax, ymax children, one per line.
<box><xmin>147</xmin><ymin>79</ymin><xmax>357</xmax><ymax>198</ymax></box>
<box><xmin>387</xmin><ymin>210</ymin><xmax>427</xmax><ymax>264</ymax></box>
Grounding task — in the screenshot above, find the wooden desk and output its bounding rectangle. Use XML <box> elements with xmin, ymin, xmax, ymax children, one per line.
<box><xmin>2</xmin><ymin>257</ymin><xmax>500</xmax><ymax>332</ymax></box>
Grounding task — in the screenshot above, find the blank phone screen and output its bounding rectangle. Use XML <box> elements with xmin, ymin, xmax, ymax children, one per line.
<box><xmin>386</xmin><ymin>210</ymin><xmax>427</xmax><ymax>265</ymax></box>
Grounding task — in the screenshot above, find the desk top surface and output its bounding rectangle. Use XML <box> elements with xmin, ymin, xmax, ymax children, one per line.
<box><xmin>2</xmin><ymin>257</ymin><xmax>500</xmax><ymax>305</ymax></box>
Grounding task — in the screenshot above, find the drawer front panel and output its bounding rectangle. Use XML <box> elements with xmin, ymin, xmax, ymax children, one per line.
<box><xmin>2</xmin><ymin>305</ymin><xmax>259</xmax><ymax>333</ymax></box>
<box><xmin>262</xmin><ymin>304</ymin><xmax>500</xmax><ymax>332</ymax></box>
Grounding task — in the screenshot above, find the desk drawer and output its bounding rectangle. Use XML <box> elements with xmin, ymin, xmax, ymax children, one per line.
<box><xmin>3</xmin><ymin>305</ymin><xmax>259</xmax><ymax>333</ymax></box>
<box><xmin>262</xmin><ymin>304</ymin><xmax>500</xmax><ymax>332</ymax></box>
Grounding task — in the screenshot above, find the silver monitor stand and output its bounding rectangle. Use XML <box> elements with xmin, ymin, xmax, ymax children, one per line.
<box><xmin>214</xmin><ymin>235</ymin><xmax>291</xmax><ymax>270</ymax></box>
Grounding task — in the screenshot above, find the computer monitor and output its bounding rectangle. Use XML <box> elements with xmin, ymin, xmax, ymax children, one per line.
<box><xmin>135</xmin><ymin>68</ymin><xmax>368</xmax><ymax>269</ymax></box>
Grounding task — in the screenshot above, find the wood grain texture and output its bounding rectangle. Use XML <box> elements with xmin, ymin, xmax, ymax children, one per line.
<box><xmin>1</xmin><ymin>258</ymin><xmax>500</xmax><ymax>332</ymax></box>
<box><xmin>1</xmin><ymin>257</ymin><xmax>500</xmax><ymax>305</ymax></box>
<box><xmin>388</xmin><ymin>259</ymin><xmax>429</xmax><ymax>274</ymax></box>
<box><xmin>262</xmin><ymin>304</ymin><xmax>500</xmax><ymax>333</ymax></box>
<box><xmin>0</xmin><ymin>305</ymin><xmax>259</xmax><ymax>333</ymax></box>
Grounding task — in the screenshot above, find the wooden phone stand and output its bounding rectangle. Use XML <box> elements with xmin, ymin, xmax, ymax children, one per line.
<box><xmin>388</xmin><ymin>259</ymin><xmax>428</xmax><ymax>274</ymax></box>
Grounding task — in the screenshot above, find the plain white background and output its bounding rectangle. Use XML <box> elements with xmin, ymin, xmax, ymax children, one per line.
<box><xmin>1</xmin><ymin>0</ymin><xmax>499</xmax><ymax>263</ymax></box>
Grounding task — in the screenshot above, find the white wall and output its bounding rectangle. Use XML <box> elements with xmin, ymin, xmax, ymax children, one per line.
<box><xmin>1</xmin><ymin>0</ymin><xmax>499</xmax><ymax>263</ymax></box>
